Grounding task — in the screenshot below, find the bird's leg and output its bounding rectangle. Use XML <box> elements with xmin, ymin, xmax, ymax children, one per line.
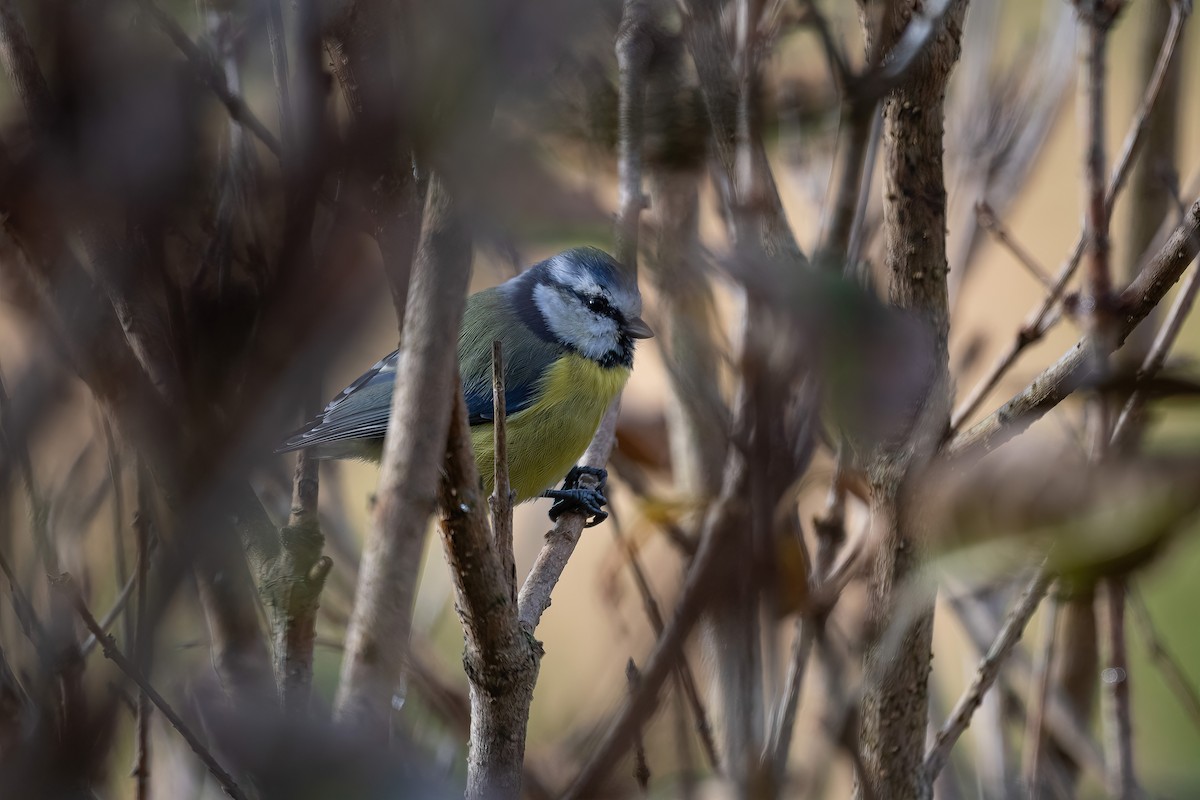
<box><xmin>543</xmin><ymin>466</ymin><xmax>609</xmax><ymax>527</ymax></box>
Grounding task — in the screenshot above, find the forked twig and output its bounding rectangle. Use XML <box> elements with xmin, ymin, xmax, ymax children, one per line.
<box><xmin>925</xmin><ymin>567</ymin><xmax>1052</xmax><ymax>782</ymax></box>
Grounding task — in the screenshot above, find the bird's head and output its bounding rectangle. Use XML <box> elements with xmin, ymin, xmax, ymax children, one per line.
<box><xmin>522</xmin><ymin>247</ymin><xmax>653</xmax><ymax>368</ymax></box>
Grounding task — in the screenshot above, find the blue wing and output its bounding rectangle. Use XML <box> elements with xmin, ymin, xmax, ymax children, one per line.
<box><xmin>279</xmin><ymin>287</ymin><xmax>565</xmax><ymax>455</ymax></box>
<box><xmin>277</xmin><ymin>350</ymin><xmax>398</xmax><ymax>453</ymax></box>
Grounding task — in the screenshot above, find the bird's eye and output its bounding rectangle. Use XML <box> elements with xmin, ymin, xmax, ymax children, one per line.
<box><xmin>585</xmin><ymin>296</ymin><xmax>610</xmax><ymax>314</ymax></box>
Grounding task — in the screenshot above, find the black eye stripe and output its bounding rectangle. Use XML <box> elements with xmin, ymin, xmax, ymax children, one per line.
<box><xmin>576</xmin><ymin>291</ymin><xmax>617</xmax><ymax>317</ymax></box>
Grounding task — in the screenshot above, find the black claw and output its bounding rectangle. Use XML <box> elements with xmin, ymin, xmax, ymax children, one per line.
<box><xmin>542</xmin><ymin>466</ymin><xmax>610</xmax><ymax>527</ymax></box>
<box><xmin>543</xmin><ymin>486</ymin><xmax>609</xmax><ymax>528</ymax></box>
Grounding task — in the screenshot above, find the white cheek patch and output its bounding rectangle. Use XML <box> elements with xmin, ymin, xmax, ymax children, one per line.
<box><xmin>533</xmin><ymin>283</ymin><xmax>620</xmax><ymax>361</ymax></box>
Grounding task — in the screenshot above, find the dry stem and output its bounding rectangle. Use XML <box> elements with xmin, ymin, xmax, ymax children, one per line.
<box><xmin>924</xmin><ymin>568</ymin><xmax>1052</xmax><ymax>782</ymax></box>
<box><xmin>59</xmin><ymin>575</ymin><xmax>249</xmax><ymax>800</ymax></box>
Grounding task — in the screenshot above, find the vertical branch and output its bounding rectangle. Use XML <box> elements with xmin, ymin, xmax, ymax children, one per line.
<box><xmin>438</xmin><ymin>383</ymin><xmax>533</xmax><ymax>800</ymax></box>
<box><xmin>1072</xmin><ymin>5</ymin><xmax>1130</xmax><ymax>800</ymax></box>
<box><xmin>334</xmin><ymin>176</ymin><xmax>472</xmax><ymax>735</ymax></box>
<box><xmin>1117</xmin><ymin>0</ymin><xmax>1187</xmax><ymax>371</ymax></box>
<box><xmin>1022</xmin><ymin>590</ymin><xmax>1060</xmax><ymax>796</ymax></box>
<box><xmin>1100</xmin><ymin>578</ymin><xmax>1135</xmax><ymax>799</ymax></box>
<box><xmin>132</xmin><ymin>463</ymin><xmax>153</xmax><ymax>800</ymax></box>
<box><xmin>859</xmin><ymin>2</ymin><xmax>969</xmax><ymax>799</ymax></box>
<box><xmin>489</xmin><ymin>341</ymin><xmax>515</xmax><ymax>603</ymax></box>
<box><xmin>615</xmin><ymin>0</ymin><xmax>652</xmax><ymax>274</ymax></box>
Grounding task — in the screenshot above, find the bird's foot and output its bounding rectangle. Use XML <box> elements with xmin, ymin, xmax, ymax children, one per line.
<box><xmin>543</xmin><ymin>466</ymin><xmax>609</xmax><ymax>527</ymax></box>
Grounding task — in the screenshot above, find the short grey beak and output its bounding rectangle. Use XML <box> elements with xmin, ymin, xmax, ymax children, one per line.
<box><xmin>625</xmin><ymin>316</ymin><xmax>654</xmax><ymax>339</ymax></box>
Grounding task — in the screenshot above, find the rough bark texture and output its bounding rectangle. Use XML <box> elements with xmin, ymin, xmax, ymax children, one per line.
<box><xmin>334</xmin><ymin>177</ymin><xmax>471</xmax><ymax>735</ymax></box>
<box><xmin>438</xmin><ymin>387</ymin><xmax>537</xmax><ymax>800</ymax></box>
<box><xmin>859</xmin><ymin>2</ymin><xmax>969</xmax><ymax>799</ymax></box>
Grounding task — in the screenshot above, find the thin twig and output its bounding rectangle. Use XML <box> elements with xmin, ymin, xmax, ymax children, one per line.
<box><xmin>57</xmin><ymin>574</ymin><xmax>250</xmax><ymax>800</ymax></box>
<box><xmin>489</xmin><ymin>341</ymin><xmax>515</xmax><ymax>603</ymax></box>
<box><xmin>517</xmin><ymin>401</ymin><xmax>620</xmax><ymax>633</ymax></box>
<box><xmin>610</xmin><ymin>514</ymin><xmax>720</xmax><ymax>773</ymax></box>
<box><xmin>1100</xmin><ymin>577</ymin><xmax>1136</xmax><ymax>799</ymax></box>
<box><xmin>132</xmin><ymin>464</ymin><xmax>152</xmax><ymax>800</ymax></box>
<box><xmin>562</xmin><ymin>453</ymin><xmax>749</xmax><ymax>799</ymax></box>
<box><xmin>135</xmin><ymin>0</ymin><xmax>283</xmax><ymax>158</ymax></box>
<box><xmin>976</xmin><ymin>202</ymin><xmax>1055</xmax><ymax>290</ymax></box>
<box><xmin>949</xmin><ymin>0</ymin><xmax>1189</xmax><ymax>432</ymax></box>
<box><xmin>946</xmin><ymin>197</ymin><xmax>1200</xmax><ymax>459</ymax></box>
<box><xmin>1110</xmin><ymin>252</ymin><xmax>1200</xmax><ymax>448</ymax></box>
<box><xmin>627</xmin><ymin>659</ymin><xmax>651</xmax><ymax>792</ymax></box>
<box><xmin>1104</xmin><ymin>0</ymin><xmax>1187</xmax><ymax>216</ymax></box>
<box><xmin>1022</xmin><ymin>588</ymin><xmax>1060</xmax><ymax>796</ymax></box>
<box><xmin>80</xmin><ymin>536</ymin><xmax>157</xmax><ymax>657</ymax></box>
<box><xmin>1127</xmin><ymin>587</ymin><xmax>1200</xmax><ymax>734</ymax></box>
<box><xmin>924</xmin><ymin>567</ymin><xmax>1053</xmax><ymax>782</ymax></box>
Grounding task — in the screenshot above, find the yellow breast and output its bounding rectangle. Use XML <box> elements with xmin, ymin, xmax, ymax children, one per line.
<box><xmin>472</xmin><ymin>353</ymin><xmax>630</xmax><ymax>502</ymax></box>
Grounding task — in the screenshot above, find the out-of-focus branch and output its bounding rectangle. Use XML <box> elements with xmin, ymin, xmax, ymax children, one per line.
<box><xmin>0</xmin><ymin>0</ymin><xmax>53</xmax><ymax>132</ymax></box>
<box><xmin>975</xmin><ymin>203</ymin><xmax>1054</xmax><ymax>290</ymax></box>
<box><xmin>1111</xmin><ymin>251</ymin><xmax>1200</xmax><ymax>447</ymax></box>
<box><xmin>137</xmin><ymin>0</ymin><xmax>283</xmax><ymax>158</ymax></box>
<box><xmin>563</xmin><ymin>454</ymin><xmax>749</xmax><ymax>799</ymax></box>
<box><xmin>946</xmin><ymin>197</ymin><xmax>1200</xmax><ymax>458</ymax></box>
<box><xmin>1022</xmin><ymin>590</ymin><xmax>1060</xmax><ymax>794</ymax></box>
<box><xmin>334</xmin><ymin>176</ymin><xmax>471</xmax><ymax>735</ymax></box>
<box><xmin>680</xmin><ymin>0</ymin><xmax>806</xmax><ymax>264</ymax></box>
<box><xmin>924</xmin><ymin>568</ymin><xmax>1052</xmax><ymax>782</ymax></box>
<box><xmin>949</xmin><ymin>0</ymin><xmax>1189</xmax><ymax>432</ymax></box>
<box><xmin>1100</xmin><ymin>577</ymin><xmax>1135</xmax><ymax>799</ymax></box>
<box><xmin>1118</xmin><ymin>0</ymin><xmax>1188</xmax><ymax>372</ymax></box>
<box><xmin>1127</xmin><ymin>588</ymin><xmax>1200</xmax><ymax>733</ymax></box>
<box><xmin>946</xmin><ymin>4</ymin><xmax>1074</xmax><ymax>307</ymax></box>
<box><xmin>257</xmin><ymin>0</ymin><xmax>331</xmax><ymax>717</ymax></box>
<box><xmin>615</xmin><ymin>0</ymin><xmax>652</xmax><ymax>273</ymax></box>
<box><xmin>59</xmin><ymin>574</ymin><xmax>250</xmax><ymax>800</ymax></box>
<box><xmin>609</xmin><ymin>513</ymin><xmax>721</xmax><ymax>773</ymax></box>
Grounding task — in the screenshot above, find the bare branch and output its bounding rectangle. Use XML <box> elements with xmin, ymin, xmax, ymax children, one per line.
<box><xmin>1100</xmin><ymin>577</ymin><xmax>1136</xmax><ymax>799</ymax></box>
<box><xmin>946</xmin><ymin>198</ymin><xmax>1200</xmax><ymax>459</ymax></box>
<box><xmin>1104</xmin><ymin>0</ymin><xmax>1188</xmax><ymax>216</ymax></box>
<box><xmin>949</xmin><ymin>0</ymin><xmax>1190</xmax><ymax>431</ymax></box>
<box><xmin>58</xmin><ymin>574</ymin><xmax>250</xmax><ymax>800</ymax></box>
<box><xmin>1111</xmin><ymin>252</ymin><xmax>1200</xmax><ymax>448</ymax></box>
<box><xmin>563</xmin><ymin>454</ymin><xmax>749</xmax><ymax>799</ymax></box>
<box><xmin>610</xmin><ymin>513</ymin><xmax>721</xmax><ymax>773</ymax></box>
<box><xmin>438</xmin><ymin>380</ymin><xmax>533</xmax><ymax>800</ymax></box>
<box><xmin>517</xmin><ymin>401</ymin><xmax>619</xmax><ymax>633</ymax></box>
<box><xmin>1127</xmin><ymin>587</ymin><xmax>1200</xmax><ymax>734</ymax></box>
<box><xmin>1021</xmin><ymin>587</ymin><xmax>1058</xmax><ymax>794</ymax></box>
<box><xmin>489</xmin><ymin>341</ymin><xmax>515</xmax><ymax>604</ymax></box>
<box><xmin>334</xmin><ymin>175</ymin><xmax>471</xmax><ymax>735</ymax></box>
<box><xmin>975</xmin><ymin>202</ymin><xmax>1055</xmax><ymax>291</ymax></box>
<box><xmin>137</xmin><ymin>0</ymin><xmax>283</xmax><ymax>158</ymax></box>
<box><xmin>925</xmin><ymin>568</ymin><xmax>1052</xmax><ymax>782</ymax></box>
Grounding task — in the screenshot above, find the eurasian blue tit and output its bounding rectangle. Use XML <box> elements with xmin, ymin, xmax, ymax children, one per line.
<box><xmin>278</xmin><ymin>246</ymin><xmax>653</xmax><ymax>526</ymax></box>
